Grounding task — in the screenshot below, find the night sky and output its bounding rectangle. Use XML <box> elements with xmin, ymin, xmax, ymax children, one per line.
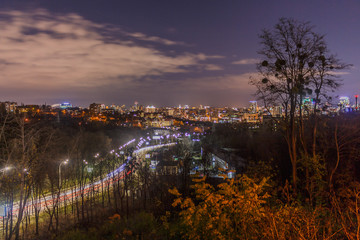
<box><xmin>0</xmin><ymin>0</ymin><xmax>359</xmax><ymax>107</ymax></box>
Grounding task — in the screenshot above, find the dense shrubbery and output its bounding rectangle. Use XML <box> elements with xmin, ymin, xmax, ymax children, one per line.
<box><xmin>169</xmin><ymin>175</ymin><xmax>360</xmax><ymax>240</ymax></box>
<box><xmin>57</xmin><ymin>212</ymin><xmax>159</xmax><ymax>240</ymax></box>
<box><xmin>53</xmin><ymin>170</ymin><xmax>360</xmax><ymax>239</ymax></box>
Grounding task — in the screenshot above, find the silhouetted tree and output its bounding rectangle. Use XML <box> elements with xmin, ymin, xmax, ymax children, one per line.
<box><xmin>251</xmin><ymin>18</ymin><xmax>350</xmax><ymax>191</ymax></box>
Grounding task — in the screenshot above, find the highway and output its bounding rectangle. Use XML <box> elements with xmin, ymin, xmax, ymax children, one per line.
<box><xmin>0</xmin><ymin>134</ymin><xmax>179</xmax><ymax>223</ymax></box>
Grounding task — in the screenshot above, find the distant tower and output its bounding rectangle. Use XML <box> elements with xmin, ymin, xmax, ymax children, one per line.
<box><xmin>134</xmin><ymin>101</ymin><xmax>139</xmax><ymax>110</ymax></box>
<box><xmin>355</xmin><ymin>95</ymin><xmax>358</xmax><ymax>111</ymax></box>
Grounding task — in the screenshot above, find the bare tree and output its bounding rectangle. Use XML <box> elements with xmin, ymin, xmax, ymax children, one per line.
<box><xmin>251</xmin><ymin>18</ymin><xmax>349</xmax><ymax>191</ymax></box>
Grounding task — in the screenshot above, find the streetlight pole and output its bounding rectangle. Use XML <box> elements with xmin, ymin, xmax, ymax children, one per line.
<box><xmin>58</xmin><ymin>159</ymin><xmax>69</xmax><ymax>188</ymax></box>
<box><xmin>82</xmin><ymin>159</ymin><xmax>88</xmax><ymax>184</ymax></box>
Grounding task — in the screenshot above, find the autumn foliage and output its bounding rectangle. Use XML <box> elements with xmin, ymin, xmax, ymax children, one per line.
<box><xmin>170</xmin><ymin>175</ymin><xmax>269</xmax><ymax>239</ymax></box>
<box><xmin>169</xmin><ymin>175</ymin><xmax>360</xmax><ymax>240</ymax></box>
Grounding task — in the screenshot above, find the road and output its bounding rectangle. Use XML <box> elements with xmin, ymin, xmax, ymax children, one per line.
<box><xmin>0</xmin><ymin>135</ymin><xmax>179</xmax><ymax>222</ymax></box>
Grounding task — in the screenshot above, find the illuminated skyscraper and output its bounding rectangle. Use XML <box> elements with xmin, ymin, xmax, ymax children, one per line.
<box><xmin>249</xmin><ymin>101</ymin><xmax>257</xmax><ymax>114</ymax></box>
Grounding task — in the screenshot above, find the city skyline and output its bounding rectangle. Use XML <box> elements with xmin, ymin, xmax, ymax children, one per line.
<box><xmin>2</xmin><ymin>94</ymin><xmax>358</xmax><ymax>111</ymax></box>
<box><xmin>0</xmin><ymin>0</ymin><xmax>359</xmax><ymax>107</ymax></box>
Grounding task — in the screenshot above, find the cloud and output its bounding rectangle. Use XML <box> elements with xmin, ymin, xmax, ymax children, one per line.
<box><xmin>232</xmin><ymin>58</ymin><xmax>259</xmax><ymax>65</ymax></box>
<box><xmin>0</xmin><ymin>9</ymin><xmax>223</xmax><ymax>92</ymax></box>
<box><xmin>125</xmin><ymin>32</ymin><xmax>185</xmax><ymax>45</ymax></box>
<box><xmin>202</xmin><ymin>64</ymin><xmax>223</xmax><ymax>71</ymax></box>
<box><xmin>328</xmin><ymin>71</ymin><xmax>350</xmax><ymax>75</ymax></box>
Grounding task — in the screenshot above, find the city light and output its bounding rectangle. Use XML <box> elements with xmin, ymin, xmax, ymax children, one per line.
<box><xmin>0</xmin><ymin>166</ymin><xmax>12</xmax><ymax>173</ymax></box>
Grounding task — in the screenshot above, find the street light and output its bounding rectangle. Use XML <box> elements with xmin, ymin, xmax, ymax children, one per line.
<box><xmin>59</xmin><ymin>159</ymin><xmax>69</xmax><ymax>188</ymax></box>
<box><xmin>0</xmin><ymin>166</ymin><xmax>12</xmax><ymax>173</ymax></box>
<box><xmin>0</xmin><ymin>166</ymin><xmax>27</xmax><ymax>175</ymax></box>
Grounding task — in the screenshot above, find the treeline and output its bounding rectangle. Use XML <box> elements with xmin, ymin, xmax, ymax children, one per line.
<box><xmin>0</xmin><ymin>112</ymin><xmax>151</xmax><ymax>239</ymax></box>
<box><xmin>205</xmin><ymin>113</ymin><xmax>360</xmax><ymax>194</ymax></box>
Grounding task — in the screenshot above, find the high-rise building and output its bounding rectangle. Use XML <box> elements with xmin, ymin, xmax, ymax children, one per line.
<box><xmin>1</xmin><ymin>101</ymin><xmax>17</xmax><ymax>113</ymax></box>
<box><xmin>302</xmin><ymin>97</ymin><xmax>314</xmax><ymax>113</ymax></box>
<box><xmin>339</xmin><ymin>96</ymin><xmax>350</xmax><ymax>111</ymax></box>
<box><xmin>249</xmin><ymin>101</ymin><xmax>258</xmax><ymax>114</ymax></box>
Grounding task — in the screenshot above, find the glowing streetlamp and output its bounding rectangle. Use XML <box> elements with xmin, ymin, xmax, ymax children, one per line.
<box><xmin>0</xmin><ymin>166</ymin><xmax>27</xmax><ymax>174</ymax></box>
<box><xmin>59</xmin><ymin>159</ymin><xmax>69</xmax><ymax>187</ymax></box>
<box><xmin>0</xmin><ymin>166</ymin><xmax>12</xmax><ymax>173</ymax></box>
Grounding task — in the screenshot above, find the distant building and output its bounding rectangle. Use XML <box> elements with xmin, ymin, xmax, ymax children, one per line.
<box><xmin>50</xmin><ymin>102</ymin><xmax>72</xmax><ymax>109</ymax></box>
<box><xmin>17</xmin><ymin>105</ymin><xmax>39</xmax><ymax>113</ymax></box>
<box><xmin>302</xmin><ymin>97</ymin><xmax>314</xmax><ymax>115</ymax></box>
<box><xmin>249</xmin><ymin>101</ymin><xmax>258</xmax><ymax>114</ymax></box>
<box><xmin>89</xmin><ymin>103</ymin><xmax>102</xmax><ymax>114</ymax></box>
<box><xmin>207</xmin><ymin>147</ymin><xmax>246</xmax><ymax>178</ymax></box>
<box><xmin>157</xmin><ymin>161</ymin><xmax>180</xmax><ymax>175</ymax></box>
<box><xmin>0</xmin><ymin>101</ymin><xmax>17</xmax><ymax>113</ymax></box>
<box><xmin>242</xmin><ymin>112</ymin><xmax>261</xmax><ymax>123</ymax></box>
<box><xmin>145</xmin><ymin>105</ymin><xmax>156</xmax><ymax>113</ymax></box>
<box><xmin>270</xmin><ymin>106</ymin><xmax>282</xmax><ymax>117</ymax></box>
<box><xmin>339</xmin><ymin>96</ymin><xmax>350</xmax><ymax>111</ymax></box>
<box><xmin>167</xmin><ymin>108</ymin><xmax>174</xmax><ymax>116</ymax></box>
<box><xmin>60</xmin><ymin>102</ymin><xmax>72</xmax><ymax>109</ymax></box>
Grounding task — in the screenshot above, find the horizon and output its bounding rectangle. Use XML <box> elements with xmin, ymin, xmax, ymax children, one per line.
<box><xmin>3</xmin><ymin>95</ymin><xmax>358</xmax><ymax>109</ymax></box>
